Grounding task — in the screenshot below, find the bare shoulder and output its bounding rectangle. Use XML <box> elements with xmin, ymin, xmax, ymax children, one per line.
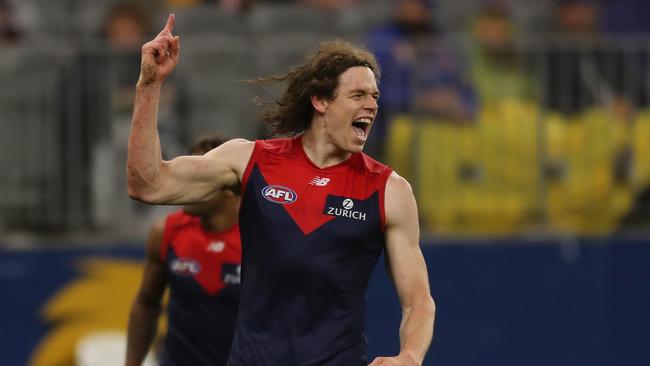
<box><xmin>150</xmin><ymin>217</ymin><xmax>166</xmax><ymax>236</ymax></box>
<box><xmin>208</xmin><ymin>138</ymin><xmax>255</xmax><ymax>156</ymax></box>
<box><xmin>220</xmin><ymin>138</ymin><xmax>256</xmax><ymax>150</ymax></box>
<box><xmin>386</xmin><ymin>171</ymin><xmax>415</xmax><ymax>199</ymax></box>
<box><xmin>204</xmin><ymin>138</ymin><xmax>256</xmax><ymax>178</ymax></box>
<box><xmin>146</xmin><ymin>217</ymin><xmax>167</xmax><ymax>260</ymax></box>
<box><xmin>385</xmin><ymin>171</ymin><xmax>417</xmax><ymax>226</ymax></box>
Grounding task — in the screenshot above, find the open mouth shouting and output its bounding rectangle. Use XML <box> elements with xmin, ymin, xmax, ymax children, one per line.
<box><xmin>352</xmin><ymin>117</ymin><xmax>372</xmax><ymax>141</ymax></box>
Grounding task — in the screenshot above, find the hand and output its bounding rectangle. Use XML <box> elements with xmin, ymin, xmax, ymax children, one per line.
<box><xmin>138</xmin><ymin>14</ymin><xmax>181</xmax><ymax>87</ymax></box>
<box><xmin>368</xmin><ymin>353</ymin><xmax>420</xmax><ymax>366</ymax></box>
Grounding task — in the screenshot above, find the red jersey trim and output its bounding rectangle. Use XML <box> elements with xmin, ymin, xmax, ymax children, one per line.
<box><xmin>159</xmin><ymin>210</ymin><xmax>197</xmax><ymax>261</ymax></box>
<box><xmin>379</xmin><ymin>182</ymin><xmax>387</xmax><ymax>232</ymax></box>
<box><xmin>356</xmin><ymin>154</ymin><xmax>392</xmax><ymax>232</ymax></box>
<box><xmin>241</xmin><ymin>140</ymin><xmax>264</xmax><ymax>199</ymax></box>
<box><xmin>159</xmin><ymin>212</ymin><xmax>242</xmax><ymax>261</ymax></box>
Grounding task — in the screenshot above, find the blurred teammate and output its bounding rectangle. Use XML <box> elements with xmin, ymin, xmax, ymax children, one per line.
<box><xmin>125</xmin><ymin>135</ymin><xmax>241</xmax><ymax>366</ymax></box>
<box><xmin>127</xmin><ymin>14</ymin><xmax>435</xmax><ymax>365</ymax></box>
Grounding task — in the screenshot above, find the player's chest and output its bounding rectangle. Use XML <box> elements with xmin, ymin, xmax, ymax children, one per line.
<box><xmin>249</xmin><ymin>166</ymin><xmax>381</xmax><ymax>236</ymax></box>
<box><xmin>166</xmin><ymin>236</ymin><xmax>241</xmax><ymax>296</ymax></box>
<box><xmin>167</xmin><ymin>231</ymin><xmax>240</xmax><ymax>278</ymax></box>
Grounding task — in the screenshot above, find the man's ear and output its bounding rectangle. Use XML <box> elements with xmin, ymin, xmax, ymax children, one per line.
<box><xmin>311</xmin><ymin>95</ymin><xmax>328</xmax><ymax>114</ymax></box>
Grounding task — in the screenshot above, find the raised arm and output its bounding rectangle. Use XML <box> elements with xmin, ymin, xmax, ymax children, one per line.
<box><xmin>369</xmin><ymin>173</ymin><xmax>436</xmax><ymax>366</ymax></box>
<box><xmin>125</xmin><ymin>219</ymin><xmax>167</xmax><ymax>366</ymax></box>
<box><xmin>127</xmin><ymin>14</ymin><xmax>253</xmax><ymax>205</ymax></box>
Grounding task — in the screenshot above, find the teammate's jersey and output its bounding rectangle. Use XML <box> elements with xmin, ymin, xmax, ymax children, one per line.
<box><xmin>228</xmin><ymin>137</ymin><xmax>392</xmax><ymax>366</ymax></box>
<box><xmin>159</xmin><ymin>210</ymin><xmax>242</xmax><ymax>366</ymax></box>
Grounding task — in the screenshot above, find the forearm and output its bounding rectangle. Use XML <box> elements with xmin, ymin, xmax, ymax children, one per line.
<box><xmin>399</xmin><ymin>293</ymin><xmax>436</xmax><ymax>364</ymax></box>
<box><xmin>127</xmin><ymin>82</ymin><xmax>164</xmax><ymax>200</ymax></box>
<box><xmin>125</xmin><ymin>301</ymin><xmax>162</xmax><ymax>366</ymax></box>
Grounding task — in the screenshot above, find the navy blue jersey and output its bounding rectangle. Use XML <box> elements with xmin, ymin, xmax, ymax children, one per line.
<box><xmin>160</xmin><ymin>210</ymin><xmax>242</xmax><ymax>366</ymax></box>
<box><xmin>228</xmin><ymin>137</ymin><xmax>392</xmax><ymax>365</ymax></box>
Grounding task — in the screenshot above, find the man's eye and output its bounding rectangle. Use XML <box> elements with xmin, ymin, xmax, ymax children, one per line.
<box><xmin>352</xmin><ymin>95</ymin><xmax>362</xmax><ymax>100</ymax></box>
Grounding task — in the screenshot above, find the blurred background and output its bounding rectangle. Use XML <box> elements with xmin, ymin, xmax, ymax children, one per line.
<box><xmin>0</xmin><ymin>0</ymin><xmax>649</xmax><ymax>365</ymax></box>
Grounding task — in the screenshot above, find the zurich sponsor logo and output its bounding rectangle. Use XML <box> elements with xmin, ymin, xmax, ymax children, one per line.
<box><xmin>325</xmin><ymin>197</ymin><xmax>367</xmax><ymax>221</ymax></box>
<box><xmin>262</xmin><ymin>185</ymin><xmax>297</xmax><ymax>204</ymax></box>
<box><xmin>171</xmin><ymin>258</ymin><xmax>201</xmax><ymax>276</ymax></box>
<box><xmin>222</xmin><ymin>264</ymin><xmax>241</xmax><ymax>285</ymax></box>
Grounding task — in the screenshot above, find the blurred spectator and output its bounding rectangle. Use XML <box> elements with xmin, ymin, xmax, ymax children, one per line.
<box><xmin>259</xmin><ymin>0</ymin><xmax>357</xmax><ymax>10</ymax></box>
<box><xmin>219</xmin><ymin>0</ymin><xmax>256</xmax><ymax>13</ymax></box>
<box><xmin>365</xmin><ymin>0</ymin><xmax>477</xmax><ymax>157</ymax></box>
<box><xmin>465</xmin><ymin>2</ymin><xmax>536</xmax><ymax>106</ymax></box>
<box><xmin>598</xmin><ymin>0</ymin><xmax>650</xmax><ymax>111</ymax></box>
<box><xmin>620</xmin><ymin>186</ymin><xmax>650</xmax><ymax>230</ymax></box>
<box><xmin>90</xmin><ymin>2</ymin><xmax>188</xmax><ymax>233</ymax></box>
<box><xmin>100</xmin><ymin>2</ymin><xmax>187</xmax><ymax>138</ymax></box>
<box><xmin>0</xmin><ymin>0</ymin><xmax>21</xmax><ymax>45</ymax></box>
<box><xmin>602</xmin><ymin>0</ymin><xmax>650</xmax><ymax>35</ymax></box>
<box><xmin>541</xmin><ymin>0</ymin><xmax>648</xmax><ymax>115</ymax></box>
<box><xmin>103</xmin><ymin>2</ymin><xmax>151</xmax><ymax>51</ymax></box>
<box><xmin>103</xmin><ymin>3</ymin><xmax>153</xmax><ymax>114</ymax></box>
<box><xmin>541</xmin><ymin>0</ymin><xmax>638</xmax><ymax>214</ymax></box>
<box><xmin>0</xmin><ymin>0</ymin><xmax>42</xmax><ymax>44</ymax></box>
<box><xmin>167</xmin><ymin>0</ymin><xmax>202</xmax><ymax>6</ymax></box>
<box><xmin>554</xmin><ymin>0</ymin><xmax>600</xmax><ymax>36</ymax></box>
<box><xmin>166</xmin><ymin>0</ymin><xmax>255</xmax><ymax>13</ymax></box>
<box><xmin>298</xmin><ymin>0</ymin><xmax>358</xmax><ymax>11</ymax></box>
<box><xmin>541</xmin><ymin>0</ymin><xmax>603</xmax><ymax>115</ymax></box>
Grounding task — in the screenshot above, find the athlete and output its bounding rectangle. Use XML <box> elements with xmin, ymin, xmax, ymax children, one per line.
<box><xmin>127</xmin><ymin>14</ymin><xmax>435</xmax><ymax>366</ymax></box>
<box><xmin>125</xmin><ymin>135</ymin><xmax>242</xmax><ymax>366</ymax></box>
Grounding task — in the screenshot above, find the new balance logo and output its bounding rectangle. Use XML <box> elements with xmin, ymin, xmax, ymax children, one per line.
<box><xmin>309</xmin><ymin>176</ymin><xmax>331</xmax><ymax>186</ymax></box>
<box><xmin>207</xmin><ymin>241</ymin><xmax>225</xmax><ymax>253</ymax></box>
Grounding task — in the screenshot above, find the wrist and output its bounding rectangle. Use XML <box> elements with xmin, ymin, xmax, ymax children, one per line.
<box><xmin>136</xmin><ymin>74</ymin><xmax>163</xmax><ymax>90</ymax></box>
<box><xmin>135</xmin><ymin>80</ymin><xmax>163</xmax><ymax>95</ymax></box>
<box><xmin>399</xmin><ymin>350</ymin><xmax>421</xmax><ymax>365</ymax></box>
<box><xmin>136</xmin><ymin>80</ymin><xmax>162</xmax><ymax>90</ymax></box>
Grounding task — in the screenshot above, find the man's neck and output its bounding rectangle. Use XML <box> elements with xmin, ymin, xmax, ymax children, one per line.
<box><xmin>201</xmin><ymin>207</ymin><xmax>238</xmax><ymax>233</ymax></box>
<box><xmin>300</xmin><ymin>130</ymin><xmax>351</xmax><ymax>169</ymax></box>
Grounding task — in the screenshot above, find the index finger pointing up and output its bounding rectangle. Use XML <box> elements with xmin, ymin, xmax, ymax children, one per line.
<box><xmin>164</xmin><ymin>13</ymin><xmax>175</xmax><ymax>32</ymax></box>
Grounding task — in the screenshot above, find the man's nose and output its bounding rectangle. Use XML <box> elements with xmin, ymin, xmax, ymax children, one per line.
<box><xmin>364</xmin><ymin>96</ymin><xmax>378</xmax><ymax>110</ymax></box>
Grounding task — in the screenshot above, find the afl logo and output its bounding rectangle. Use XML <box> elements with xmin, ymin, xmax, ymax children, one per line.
<box><xmin>171</xmin><ymin>259</ymin><xmax>201</xmax><ymax>276</ymax></box>
<box><xmin>342</xmin><ymin>198</ymin><xmax>354</xmax><ymax>209</ymax></box>
<box><xmin>262</xmin><ymin>185</ymin><xmax>297</xmax><ymax>204</ymax></box>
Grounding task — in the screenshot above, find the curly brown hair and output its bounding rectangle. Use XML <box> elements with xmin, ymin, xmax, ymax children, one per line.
<box><xmin>255</xmin><ymin>39</ymin><xmax>381</xmax><ymax>136</ymax></box>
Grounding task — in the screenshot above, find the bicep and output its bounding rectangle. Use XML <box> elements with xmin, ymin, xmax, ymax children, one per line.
<box><xmin>384</xmin><ymin>174</ymin><xmax>430</xmax><ymax>306</ymax></box>
<box><xmin>157</xmin><ymin>139</ymin><xmax>254</xmax><ymax>204</ymax></box>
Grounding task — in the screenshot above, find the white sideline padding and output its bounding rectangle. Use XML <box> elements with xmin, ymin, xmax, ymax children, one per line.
<box><xmin>76</xmin><ymin>330</ymin><xmax>158</xmax><ymax>366</ymax></box>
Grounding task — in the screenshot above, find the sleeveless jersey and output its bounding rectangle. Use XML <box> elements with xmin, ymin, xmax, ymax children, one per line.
<box><xmin>159</xmin><ymin>210</ymin><xmax>242</xmax><ymax>366</ymax></box>
<box><xmin>228</xmin><ymin>137</ymin><xmax>392</xmax><ymax>365</ymax></box>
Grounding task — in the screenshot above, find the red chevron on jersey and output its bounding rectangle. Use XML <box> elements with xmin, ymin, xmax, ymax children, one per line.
<box><xmin>241</xmin><ymin>137</ymin><xmax>392</xmax><ymax>235</ymax></box>
<box><xmin>161</xmin><ymin>210</ymin><xmax>241</xmax><ymax>295</ymax></box>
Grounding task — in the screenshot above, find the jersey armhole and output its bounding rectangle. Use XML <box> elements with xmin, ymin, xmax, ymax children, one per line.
<box><xmin>240</xmin><ymin>140</ymin><xmax>263</xmax><ymax>198</ymax></box>
<box><xmin>379</xmin><ymin>169</ymin><xmax>393</xmax><ymax>233</ymax></box>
